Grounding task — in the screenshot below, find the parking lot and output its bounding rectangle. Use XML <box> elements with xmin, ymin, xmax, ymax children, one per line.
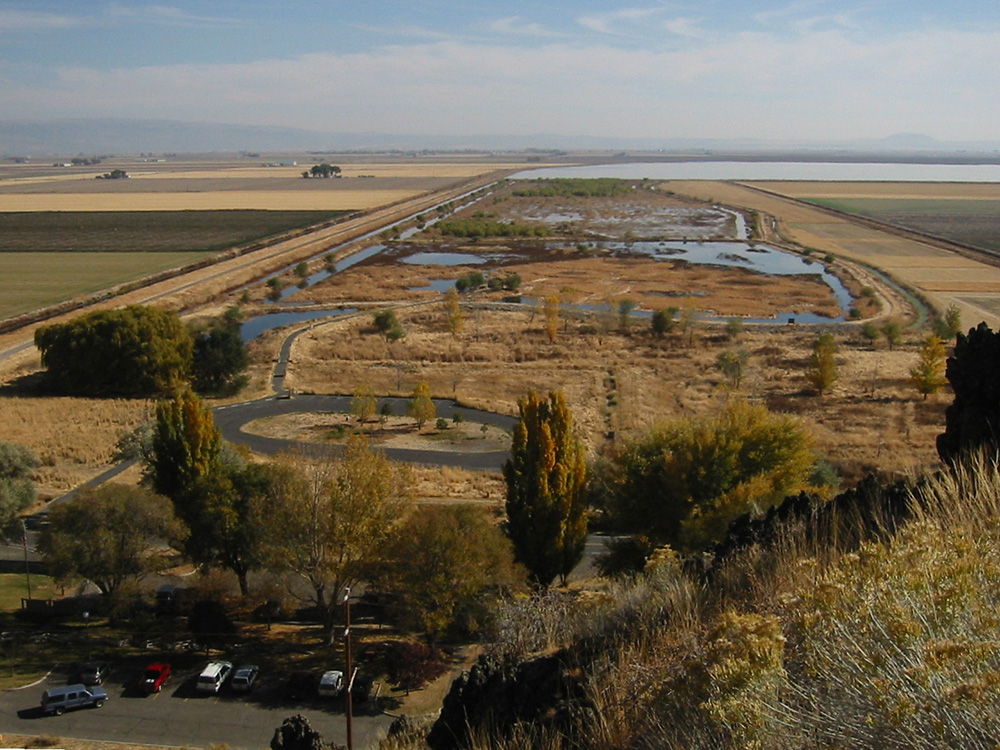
<box><xmin>0</xmin><ymin>663</ymin><xmax>393</xmax><ymax>749</ymax></box>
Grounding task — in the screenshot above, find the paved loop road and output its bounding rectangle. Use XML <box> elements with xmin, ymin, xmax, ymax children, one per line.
<box><xmin>214</xmin><ymin>393</ymin><xmax>516</xmax><ymax>471</ymax></box>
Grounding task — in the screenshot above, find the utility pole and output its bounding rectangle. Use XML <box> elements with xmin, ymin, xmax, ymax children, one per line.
<box><xmin>343</xmin><ymin>587</ymin><xmax>353</xmax><ymax>750</ymax></box>
<box><xmin>21</xmin><ymin>520</ymin><xmax>31</xmax><ymax>599</ymax></box>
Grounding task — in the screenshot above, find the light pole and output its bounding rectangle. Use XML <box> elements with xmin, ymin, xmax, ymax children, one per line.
<box><xmin>343</xmin><ymin>587</ymin><xmax>354</xmax><ymax>750</ymax></box>
<box><xmin>21</xmin><ymin>519</ymin><xmax>31</xmax><ymax>600</ymax></box>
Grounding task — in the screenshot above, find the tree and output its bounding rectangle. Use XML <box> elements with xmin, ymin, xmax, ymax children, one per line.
<box><xmin>716</xmin><ymin>349</ymin><xmax>749</xmax><ymax>389</ymax></box>
<box><xmin>652</xmin><ymin>307</ymin><xmax>678</xmax><ymax>337</ymax></box>
<box><xmin>259</xmin><ymin>437</ymin><xmax>411</xmax><ymax>640</ymax></box>
<box><xmin>805</xmin><ymin>332</ymin><xmax>838</xmax><ymax>395</ymax></box>
<box><xmin>190</xmin><ymin>321</ymin><xmax>248</xmax><ymax>395</ymax></box>
<box><xmin>350</xmin><ymin>384</ymin><xmax>377</xmax><ymax>423</ymax></box>
<box><xmin>188</xmin><ymin>598</ymin><xmax>237</xmax><ymax>653</ymax></box>
<box><xmin>910</xmin><ymin>335</ymin><xmax>948</xmax><ymax>400</ymax></box>
<box><xmin>881</xmin><ymin>320</ymin><xmax>903</xmax><ymax>351</ymax></box>
<box><xmin>382</xmin><ymin>642</ymin><xmax>448</xmax><ymax>695</ymax></box>
<box><xmin>180</xmin><ymin>456</ymin><xmax>281</xmax><ymax>596</ymax></box>
<box><xmin>860</xmin><ymin>321</ymin><xmax>880</xmax><ymax>346</ymax></box>
<box><xmin>596</xmin><ymin>400</ymin><xmax>818</xmax><ymax>551</ymax></box>
<box><xmin>543</xmin><ymin>295</ymin><xmax>560</xmax><ymax>343</ymax></box>
<box><xmin>443</xmin><ymin>287</ymin><xmax>463</xmax><ymax>336</ymax></box>
<box><xmin>503</xmin><ymin>391</ymin><xmax>588</xmax><ymax>587</ymax></box>
<box><xmin>35</xmin><ymin>305</ymin><xmax>192</xmax><ymax>396</ymax></box>
<box><xmin>725</xmin><ymin>317</ymin><xmax>745</xmax><ymax>340</ymax></box>
<box><xmin>407</xmin><ymin>381</ymin><xmax>436</xmax><ymax>429</ymax></box>
<box><xmin>37</xmin><ymin>484</ymin><xmax>185</xmax><ymax>607</ymax></box>
<box><xmin>306</xmin><ymin>163</ymin><xmax>341</xmax><ymax>179</ymax></box>
<box><xmin>149</xmin><ymin>389</ymin><xmax>222</xmax><ymax>502</ymax></box>
<box><xmin>271</xmin><ymin>715</ymin><xmax>324</xmax><ymax>750</ymax></box>
<box><xmin>0</xmin><ymin>441</ymin><xmax>39</xmax><ymax>538</ymax></box>
<box><xmin>933</xmin><ymin>303</ymin><xmax>963</xmax><ymax>341</ymax></box>
<box><xmin>376</xmin><ymin>505</ymin><xmax>524</xmax><ymax>640</ymax></box>
<box><xmin>373</xmin><ymin>309</ymin><xmax>405</xmax><ymax>341</ymax></box>
<box><xmin>618</xmin><ymin>298</ymin><xmax>637</xmax><ymax>332</ymax></box>
<box><xmin>938</xmin><ymin>323</ymin><xmax>1000</xmax><ymax>463</ymax></box>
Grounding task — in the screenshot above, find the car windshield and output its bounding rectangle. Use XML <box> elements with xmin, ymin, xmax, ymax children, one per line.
<box><xmin>144</xmin><ymin>670</ymin><xmax>160</xmax><ymax>680</ymax></box>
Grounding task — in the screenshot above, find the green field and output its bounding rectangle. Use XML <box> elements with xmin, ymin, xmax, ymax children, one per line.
<box><xmin>805</xmin><ymin>197</ymin><xmax>1000</xmax><ymax>252</ymax></box>
<box><xmin>0</xmin><ymin>252</ymin><xmax>209</xmax><ymax>319</ymax></box>
<box><xmin>0</xmin><ymin>209</ymin><xmax>352</xmax><ymax>320</ymax></box>
<box><xmin>0</xmin><ymin>209</ymin><xmax>351</xmax><ymax>253</ymax></box>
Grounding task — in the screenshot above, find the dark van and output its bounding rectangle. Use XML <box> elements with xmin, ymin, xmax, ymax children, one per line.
<box><xmin>41</xmin><ymin>684</ymin><xmax>108</xmax><ymax>715</ymax></box>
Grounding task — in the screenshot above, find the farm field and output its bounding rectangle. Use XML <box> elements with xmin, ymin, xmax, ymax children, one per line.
<box><xmin>0</xmin><ymin>252</ymin><xmax>208</xmax><ymax>319</ymax></box>
<box><xmin>0</xmin><ymin>156</ymin><xmax>525</xmax><ymax>322</ymax></box>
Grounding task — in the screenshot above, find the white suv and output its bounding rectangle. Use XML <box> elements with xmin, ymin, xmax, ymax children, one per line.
<box><xmin>196</xmin><ymin>661</ymin><xmax>233</xmax><ymax>694</ymax></box>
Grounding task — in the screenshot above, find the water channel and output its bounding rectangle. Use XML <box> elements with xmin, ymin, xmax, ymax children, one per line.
<box><xmin>242</xmin><ymin>160</ymin><xmax>983</xmax><ymax>340</ymax></box>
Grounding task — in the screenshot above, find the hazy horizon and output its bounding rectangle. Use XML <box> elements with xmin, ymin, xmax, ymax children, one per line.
<box><xmin>2</xmin><ymin>1</ymin><xmax>998</xmax><ymax>148</ymax></box>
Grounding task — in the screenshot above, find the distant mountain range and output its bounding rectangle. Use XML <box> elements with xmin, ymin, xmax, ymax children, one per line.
<box><xmin>2</xmin><ymin>118</ymin><xmax>1000</xmax><ymax>159</ymax></box>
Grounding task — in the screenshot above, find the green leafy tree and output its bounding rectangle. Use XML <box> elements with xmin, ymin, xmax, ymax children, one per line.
<box><xmin>805</xmin><ymin>332</ymin><xmax>838</xmax><ymax>395</ymax></box>
<box><xmin>180</xmin><ymin>455</ymin><xmax>281</xmax><ymax>596</ymax></box>
<box><xmin>190</xmin><ymin>321</ymin><xmax>248</xmax><ymax>395</ymax></box>
<box><xmin>0</xmin><ymin>441</ymin><xmax>40</xmax><ymax>538</ymax></box>
<box><xmin>881</xmin><ymin>320</ymin><xmax>903</xmax><ymax>351</ymax></box>
<box><xmin>259</xmin><ymin>437</ymin><xmax>411</xmax><ymax>640</ymax></box>
<box><xmin>376</xmin><ymin>505</ymin><xmax>524</xmax><ymax>641</ymax></box>
<box><xmin>910</xmin><ymin>335</ymin><xmax>948</xmax><ymax>400</ymax></box>
<box><xmin>933</xmin><ymin>303</ymin><xmax>963</xmax><ymax>341</ymax></box>
<box><xmin>35</xmin><ymin>305</ymin><xmax>192</xmax><ymax>396</ymax></box>
<box><xmin>37</xmin><ymin>484</ymin><xmax>185</xmax><ymax>607</ymax></box>
<box><xmin>860</xmin><ymin>321</ymin><xmax>881</xmax><ymax>346</ymax></box>
<box><xmin>149</xmin><ymin>389</ymin><xmax>222</xmax><ymax>501</ymax></box>
<box><xmin>652</xmin><ymin>307</ymin><xmax>678</xmax><ymax>337</ymax></box>
<box><xmin>373</xmin><ymin>309</ymin><xmax>405</xmax><ymax>341</ymax></box>
<box><xmin>503</xmin><ymin>390</ymin><xmax>588</xmax><ymax>587</ymax></box>
<box><xmin>596</xmin><ymin>400</ymin><xmax>818</xmax><ymax>551</ymax></box>
<box><xmin>725</xmin><ymin>317</ymin><xmax>745</xmax><ymax>340</ymax></box>
<box><xmin>407</xmin><ymin>381</ymin><xmax>436</xmax><ymax>429</ymax></box>
<box><xmin>938</xmin><ymin>323</ymin><xmax>1000</xmax><ymax>462</ymax></box>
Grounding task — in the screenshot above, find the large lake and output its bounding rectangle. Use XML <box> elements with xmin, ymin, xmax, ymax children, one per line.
<box><xmin>512</xmin><ymin>161</ymin><xmax>1000</xmax><ymax>182</ymax></box>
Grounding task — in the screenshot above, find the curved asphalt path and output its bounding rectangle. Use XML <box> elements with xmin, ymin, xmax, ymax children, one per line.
<box><xmin>214</xmin><ymin>393</ymin><xmax>516</xmax><ymax>471</ymax></box>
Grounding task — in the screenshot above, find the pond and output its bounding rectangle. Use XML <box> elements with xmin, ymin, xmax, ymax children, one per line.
<box><xmin>240</xmin><ymin>308</ymin><xmax>357</xmax><ymax>342</ymax></box>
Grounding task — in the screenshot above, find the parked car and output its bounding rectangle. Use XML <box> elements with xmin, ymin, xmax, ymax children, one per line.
<box><xmin>350</xmin><ymin>673</ymin><xmax>373</xmax><ymax>703</ymax></box>
<box><xmin>285</xmin><ymin>671</ymin><xmax>317</xmax><ymax>701</ymax></box>
<box><xmin>230</xmin><ymin>664</ymin><xmax>259</xmax><ymax>693</ymax></box>
<box><xmin>196</xmin><ymin>661</ymin><xmax>233</xmax><ymax>694</ymax></box>
<box><xmin>318</xmin><ymin>669</ymin><xmax>343</xmax><ymax>698</ymax></box>
<box><xmin>139</xmin><ymin>663</ymin><xmax>171</xmax><ymax>693</ymax></box>
<box><xmin>77</xmin><ymin>661</ymin><xmax>110</xmax><ymax>686</ymax></box>
<box><xmin>42</xmin><ymin>684</ymin><xmax>108</xmax><ymax>715</ymax></box>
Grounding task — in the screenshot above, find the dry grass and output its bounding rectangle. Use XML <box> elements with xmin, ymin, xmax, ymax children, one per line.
<box><xmin>287</xmin><ymin>305</ymin><xmax>944</xmax><ymax>485</ymax></box>
<box><xmin>0</xmin><ymin>736</ymin><xmax>167</xmax><ymax>750</ymax></box>
<box><xmin>0</xmin><ymin>395</ymin><xmax>152</xmax><ymax>499</ymax></box>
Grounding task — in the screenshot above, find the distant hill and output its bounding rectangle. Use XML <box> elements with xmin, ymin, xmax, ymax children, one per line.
<box><xmin>3</xmin><ymin>118</ymin><xmax>1000</xmax><ymax>158</ymax></box>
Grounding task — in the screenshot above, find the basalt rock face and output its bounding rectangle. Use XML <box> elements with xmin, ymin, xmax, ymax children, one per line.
<box><xmin>937</xmin><ymin>322</ymin><xmax>1000</xmax><ymax>463</ymax></box>
<box><xmin>427</xmin><ymin>651</ymin><xmax>588</xmax><ymax>750</ymax></box>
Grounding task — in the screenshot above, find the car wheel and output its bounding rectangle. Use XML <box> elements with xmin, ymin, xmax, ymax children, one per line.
<box><xmin>94</xmin><ymin>699</ymin><xmax>105</xmax><ymax>708</ymax></box>
<box><xmin>54</xmin><ymin>706</ymin><xmax>65</xmax><ymax>716</ymax></box>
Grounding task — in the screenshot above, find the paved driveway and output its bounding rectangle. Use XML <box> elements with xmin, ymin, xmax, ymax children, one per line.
<box><xmin>1</xmin><ymin>668</ymin><xmax>392</xmax><ymax>749</ymax></box>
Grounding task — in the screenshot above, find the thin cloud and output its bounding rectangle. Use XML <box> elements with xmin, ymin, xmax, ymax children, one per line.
<box><xmin>577</xmin><ymin>8</ymin><xmax>660</xmax><ymax>35</ymax></box>
<box><xmin>351</xmin><ymin>22</ymin><xmax>456</xmax><ymax>41</ymax></box>
<box><xmin>0</xmin><ymin>9</ymin><xmax>85</xmax><ymax>32</ymax></box>
<box><xmin>488</xmin><ymin>16</ymin><xmax>565</xmax><ymax>38</ymax></box>
<box><xmin>663</xmin><ymin>17</ymin><xmax>707</xmax><ymax>39</ymax></box>
<box><xmin>105</xmin><ymin>4</ymin><xmax>242</xmax><ymax>28</ymax></box>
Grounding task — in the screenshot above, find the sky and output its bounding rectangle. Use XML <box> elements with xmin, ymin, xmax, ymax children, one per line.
<box><xmin>2</xmin><ymin>1</ymin><xmax>999</xmax><ymax>144</ymax></box>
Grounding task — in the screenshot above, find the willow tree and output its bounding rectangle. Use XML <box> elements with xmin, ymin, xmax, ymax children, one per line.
<box><xmin>503</xmin><ymin>390</ymin><xmax>587</xmax><ymax>587</ymax></box>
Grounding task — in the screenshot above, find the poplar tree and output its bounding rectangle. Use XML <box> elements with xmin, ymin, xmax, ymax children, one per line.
<box><xmin>910</xmin><ymin>334</ymin><xmax>948</xmax><ymax>400</ymax></box>
<box><xmin>806</xmin><ymin>332</ymin><xmax>839</xmax><ymax>395</ymax></box>
<box><xmin>503</xmin><ymin>390</ymin><xmax>588</xmax><ymax>587</ymax></box>
<box><xmin>150</xmin><ymin>389</ymin><xmax>222</xmax><ymax>501</ymax></box>
<box><xmin>443</xmin><ymin>287</ymin><xmax>463</xmax><ymax>336</ymax></box>
<box><xmin>407</xmin><ymin>381</ymin><xmax>436</xmax><ymax>429</ymax></box>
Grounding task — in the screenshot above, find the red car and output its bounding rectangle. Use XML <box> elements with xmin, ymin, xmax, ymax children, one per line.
<box><xmin>139</xmin><ymin>663</ymin><xmax>171</xmax><ymax>693</ymax></box>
